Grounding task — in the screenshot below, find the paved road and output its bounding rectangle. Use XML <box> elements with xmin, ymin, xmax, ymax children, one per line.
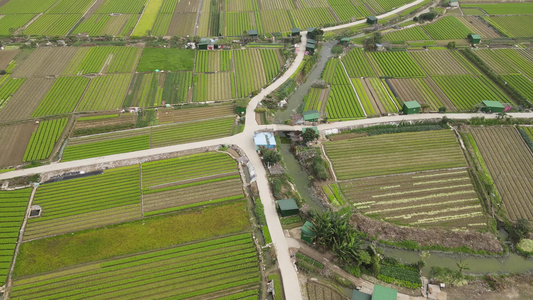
<box><xmin>3</xmin><ymin>0</ymin><xmax>532</xmax><ymax>298</ymax></box>
<box><xmin>323</xmin><ymin>0</ymin><xmax>426</xmax><ymax>32</ymax></box>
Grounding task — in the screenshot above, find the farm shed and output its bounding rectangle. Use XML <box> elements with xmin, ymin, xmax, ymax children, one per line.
<box><xmin>301</xmin><ymin>221</ymin><xmax>316</xmax><ymax>243</ymax></box>
<box><xmin>303</xmin><ymin>110</ymin><xmax>320</xmax><ymax>122</ymax></box>
<box><xmin>291</xmin><ymin>28</ymin><xmax>301</xmax><ymax>36</ymax></box>
<box><xmin>449</xmin><ymin>0</ymin><xmax>459</xmax><ymax>7</ymax></box>
<box><xmin>307</xmin><ymin>27</ymin><xmax>317</xmax><ymax>34</ymax></box>
<box><xmin>248</xmin><ymin>30</ymin><xmax>258</xmax><ymax>37</ymax></box>
<box><xmin>372</xmin><ymin>284</ymin><xmax>397</xmax><ymax>300</ymax></box>
<box><xmin>254</xmin><ymin>132</ymin><xmax>277</xmax><ymax>149</ymax></box>
<box><xmin>480</xmin><ymin>100</ymin><xmax>504</xmax><ymax>113</ymax></box>
<box><xmin>307</xmin><ymin>39</ymin><xmax>317</xmax><ymax>45</ymax></box>
<box><xmin>276</xmin><ymin>199</ymin><xmax>299</xmax><ymax>217</ymax></box>
<box><xmin>367</xmin><ymin>16</ymin><xmax>378</xmax><ymax>25</ymax></box>
<box><xmin>198</xmin><ymin>38</ymin><xmax>210</xmax><ymax>50</ymax></box>
<box><xmin>352</xmin><ymin>290</ymin><xmax>371</xmax><ymax>300</ymax></box>
<box><xmin>468</xmin><ymin>33</ymin><xmax>481</xmax><ymax>44</ymax></box>
<box><xmin>340</xmin><ymin>37</ymin><xmax>351</xmax><ymax>46</ymax></box>
<box><xmin>402</xmin><ymin>101</ymin><xmax>421</xmax><ymax>114</ymax></box>
<box><xmin>306</xmin><ymin>42</ymin><xmax>316</xmax><ymax>54</ymax></box>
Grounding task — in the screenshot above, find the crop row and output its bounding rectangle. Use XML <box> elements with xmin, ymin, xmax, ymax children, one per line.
<box><xmin>194</xmin><ymin>72</ymin><xmax>235</xmax><ymax>101</ymax></box>
<box><xmin>484</xmin><ymin>16</ymin><xmax>533</xmax><ymax>38</ymax></box>
<box><xmin>0</xmin><ymin>14</ymin><xmax>35</xmax><ymax>35</ymax></box>
<box><xmin>411</xmin><ymin>50</ymin><xmax>471</xmax><ymax>76</ymax></box>
<box><xmin>62</xmin><ymin>134</ymin><xmax>150</xmax><ymax>161</ymax></box>
<box><xmin>123</xmin><ymin>73</ymin><xmax>163</xmax><ymax>107</ymax></box>
<box><xmin>225</xmin><ymin>12</ymin><xmax>254</xmax><ymax>36</ymax></box>
<box><xmin>0</xmin><ymin>77</ymin><xmax>25</xmax><ymax>109</ymax></box>
<box><xmin>11</xmin><ymin>234</ymin><xmax>259</xmax><ymax>299</ymax></box>
<box><xmin>494</xmin><ymin>49</ymin><xmax>533</xmax><ymax>80</ymax></box>
<box><xmin>195</xmin><ymin>50</ymin><xmax>232</xmax><ymax>73</ymax></box>
<box><xmin>325</xmin><ymin>130</ymin><xmax>465</xmax><ymax>180</ymax></box>
<box><xmin>342</xmin><ymin>48</ymin><xmax>376</xmax><ymax>78</ymax></box>
<box><xmin>367</xmin><ymin>51</ymin><xmax>426</xmax><ymax>78</ymax></box>
<box><xmin>23</xmin><ymin>118</ymin><xmax>68</xmax><ymax>162</ymax></box>
<box><xmin>0</xmin><ymin>189</ymin><xmax>31</xmax><ymax>285</ymax></box>
<box><xmin>503</xmin><ymin>75</ymin><xmax>533</xmax><ymax>102</ymax></box>
<box><xmin>30</xmin><ymin>166</ymin><xmax>140</xmax><ymax>222</ymax></box>
<box><xmin>422</xmin><ymin>17</ymin><xmax>472</xmax><ymax>40</ymax></box>
<box><xmin>96</xmin><ymin>0</ymin><xmax>147</xmax><ymax>13</ymax></box>
<box><xmin>31</xmin><ymin>76</ymin><xmax>89</xmax><ymax>117</ymax></box>
<box><xmin>162</xmin><ymin>72</ymin><xmax>192</xmax><ymax>104</ymax></box>
<box><xmin>382</xmin><ymin>27</ymin><xmax>430</xmax><ymax>42</ymax></box>
<box><xmin>78</xmin><ymin>74</ymin><xmax>132</xmax><ymax>111</ymax></box>
<box><xmin>234</xmin><ymin>49</ymin><xmax>268</xmax><ymax>97</ymax></box>
<box><xmin>289</xmin><ymin>8</ymin><xmax>336</xmax><ymax>29</ymax></box>
<box><xmin>432</xmin><ymin>75</ymin><xmax>506</xmax><ymax>110</ymax></box>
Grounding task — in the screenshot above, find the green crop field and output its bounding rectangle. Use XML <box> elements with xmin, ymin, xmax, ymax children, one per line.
<box><xmin>422</xmin><ymin>17</ymin><xmax>472</xmax><ymax>40</ymax></box>
<box><xmin>0</xmin><ymin>189</ymin><xmax>31</xmax><ymax>285</ymax></box>
<box><xmin>366</xmin><ymin>51</ymin><xmax>426</xmax><ymax>78</ymax></box>
<box><xmin>123</xmin><ymin>73</ymin><xmax>164</xmax><ymax>107</ymax></box>
<box><xmin>24</xmin><ymin>166</ymin><xmax>141</xmax><ymax>240</ymax></box>
<box><xmin>0</xmin><ymin>77</ymin><xmax>25</xmax><ymax>109</ymax></box>
<box><xmin>341</xmin><ymin>169</ymin><xmax>486</xmax><ymax>229</ymax></box>
<box><xmin>62</xmin><ymin>116</ymin><xmax>235</xmax><ymax>161</ymax></box>
<box><xmin>142</xmin><ymin>152</ymin><xmax>244</xmax><ymax>215</ymax></box>
<box><xmin>387</xmin><ymin>78</ymin><xmax>447</xmax><ymax>111</ymax></box>
<box><xmin>503</xmin><ymin>75</ymin><xmax>533</xmax><ymax>103</ymax></box>
<box><xmin>31</xmin><ymin>77</ymin><xmax>90</xmax><ymax>117</ymax></box>
<box><xmin>472</xmin><ymin>49</ymin><xmax>519</xmax><ymax>75</ymax></box>
<box><xmin>0</xmin><ymin>14</ymin><xmax>35</xmax><ymax>35</ymax></box>
<box><xmin>195</xmin><ymin>50</ymin><xmax>232</xmax><ymax>73</ymax></box>
<box><xmin>411</xmin><ymin>50</ymin><xmax>471</xmax><ymax>75</ymax></box>
<box><xmin>494</xmin><ymin>49</ymin><xmax>533</xmax><ymax>80</ymax></box>
<box><xmin>484</xmin><ymin>16</ymin><xmax>533</xmax><ymax>38</ymax></box>
<box><xmin>137</xmin><ymin>48</ymin><xmax>195</xmax><ymax>72</ymax></box>
<box><xmin>23</xmin><ymin>118</ymin><xmax>68</xmax><ymax>162</ymax></box>
<box><xmin>194</xmin><ymin>72</ymin><xmax>235</xmax><ymax>101</ymax></box>
<box><xmin>261</xmin><ymin>10</ymin><xmax>292</xmax><ymax>34</ymax></box>
<box><xmin>328</xmin><ymin>0</ymin><xmax>364</xmax><ymax>22</ymax></box>
<box><xmin>225</xmin><ymin>12</ymin><xmax>255</xmax><ymax>36</ymax></box>
<box><xmin>62</xmin><ymin>46</ymin><xmax>142</xmax><ymax>74</ymax></box>
<box><xmin>162</xmin><ymin>72</ymin><xmax>192</xmax><ymax>104</ymax></box>
<box><xmin>77</xmin><ymin>74</ymin><xmax>132</xmax><ymax>111</ymax></box>
<box><xmin>325</xmin><ymin>59</ymin><xmax>365</xmax><ymax>119</ymax></box>
<box><xmin>382</xmin><ymin>27</ymin><xmax>431</xmax><ymax>42</ymax></box>
<box><xmin>352</xmin><ymin>78</ymin><xmax>376</xmax><ymax>115</ymax></box>
<box><xmin>234</xmin><ymin>49</ymin><xmax>281</xmax><ymax>97</ymax></box>
<box><xmin>96</xmin><ymin>0</ymin><xmax>147</xmax><ymax>13</ymax></box>
<box><xmin>289</xmin><ymin>8</ymin><xmax>337</xmax><ymax>29</ymax></box>
<box><xmin>462</xmin><ymin>3</ymin><xmax>533</xmax><ymax>15</ymax></box>
<box><xmin>11</xmin><ymin>234</ymin><xmax>259</xmax><ymax>299</ymax></box>
<box><xmin>131</xmin><ymin>0</ymin><xmax>164</xmax><ymax>36</ymax></box>
<box><xmin>304</xmin><ymin>87</ymin><xmax>326</xmax><ymax>112</ymax></box>
<box><xmin>341</xmin><ymin>48</ymin><xmax>376</xmax><ymax>78</ymax></box>
<box><xmin>324</xmin><ymin>130</ymin><xmax>466</xmax><ymax>180</ymax></box>
<box><xmin>15</xmin><ymin>201</ymin><xmax>250</xmax><ymax>276</ymax></box>
<box><xmin>0</xmin><ymin>0</ymin><xmax>56</xmax><ymax>13</ymax></box>
<box><xmin>432</xmin><ymin>75</ymin><xmax>509</xmax><ymax>110</ymax></box>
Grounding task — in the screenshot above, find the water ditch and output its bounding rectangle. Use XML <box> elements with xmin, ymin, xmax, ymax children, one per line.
<box><xmin>274</xmin><ymin>42</ymin><xmax>336</xmax><ymax>124</ymax></box>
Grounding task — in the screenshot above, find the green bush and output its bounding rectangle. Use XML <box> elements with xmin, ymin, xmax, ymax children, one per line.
<box><xmin>378</xmin><ymin>265</ymin><xmax>421</xmax><ymax>288</ymax></box>
<box><xmin>254</xmin><ymin>198</ymin><xmax>266</xmax><ymax>225</ymax></box>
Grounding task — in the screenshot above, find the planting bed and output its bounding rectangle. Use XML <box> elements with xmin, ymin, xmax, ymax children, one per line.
<box><xmin>341</xmin><ymin>169</ymin><xmax>486</xmax><ymax>229</ymax></box>
<box><xmin>23</xmin><ymin>118</ymin><xmax>68</xmax><ymax>162</ymax></box>
<box><xmin>324</xmin><ymin>130</ymin><xmax>466</xmax><ymax>180</ymax></box>
<box><xmin>0</xmin><ymin>189</ymin><xmax>31</xmax><ymax>285</ymax></box>
<box><xmin>470</xmin><ymin>126</ymin><xmax>533</xmax><ymax>222</ymax></box>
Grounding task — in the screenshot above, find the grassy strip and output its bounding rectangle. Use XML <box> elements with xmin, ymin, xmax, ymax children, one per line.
<box><xmin>14</xmin><ymin>201</ymin><xmax>250</xmax><ymax>277</ymax></box>
<box><xmin>144</xmin><ymin>196</ymin><xmax>244</xmax><ymax>216</ymax></box>
<box><xmin>262</xmin><ymin>226</ymin><xmax>272</xmax><ymax>244</ymax></box>
<box><xmin>77</xmin><ymin>114</ymin><xmax>119</xmax><ymax>121</ymax></box>
<box><xmin>268</xmin><ymin>274</ymin><xmax>283</xmax><ymax>300</ymax></box>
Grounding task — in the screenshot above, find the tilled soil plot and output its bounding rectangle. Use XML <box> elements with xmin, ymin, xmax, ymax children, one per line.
<box><xmin>0</xmin><ymin>122</ymin><xmax>37</xmax><ymax>167</ymax></box>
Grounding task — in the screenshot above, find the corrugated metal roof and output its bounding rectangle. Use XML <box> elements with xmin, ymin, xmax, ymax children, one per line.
<box><xmin>403</xmin><ymin>100</ymin><xmax>421</xmax><ymax>109</ymax></box>
<box><xmin>254</xmin><ymin>132</ymin><xmax>276</xmax><ymax>146</ymax></box>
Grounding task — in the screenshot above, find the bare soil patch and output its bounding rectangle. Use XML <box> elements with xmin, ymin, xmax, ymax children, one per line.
<box><xmin>0</xmin><ymin>49</ymin><xmax>19</xmax><ymax>69</ymax></box>
<box><xmin>447</xmin><ymin>274</ymin><xmax>533</xmax><ymax>300</ymax></box>
<box><xmin>0</xmin><ymin>122</ymin><xmax>37</xmax><ymax>167</ymax></box>
<box><xmin>0</xmin><ymin>77</ymin><xmax>55</xmax><ymax>121</ymax></box>
<box><xmin>350</xmin><ymin>213</ymin><xmax>504</xmax><ymax>253</ymax></box>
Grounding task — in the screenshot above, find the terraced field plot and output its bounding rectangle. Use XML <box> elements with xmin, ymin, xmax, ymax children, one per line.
<box><xmin>341</xmin><ymin>169</ymin><xmax>486</xmax><ymax>229</ymax></box>
<box><xmin>12</xmin><ymin>47</ymin><xmax>78</xmax><ymax>77</ymax></box>
<box><xmin>61</xmin><ymin>46</ymin><xmax>142</xmax><ymax>75</ymax></box>
<box><xmin>411</xmin><ymin>50</ymin><xmax>471</xmax><ymax>75</ymax></box>
<box><xmin>194</xmin><ymin>72</ymin><xmax>235</xmax><ymax>101</ymax></box>
<box><xmin>484</xmin><ymin>16</ymin><xmax>533</xmax><ymax>38</ymax></box>
<box><xmin>142</xmin><ymin>152</ymin><xmax>244</xmax><ymax>215</ymax></box>
<box><xmin>422</xmin><ymin>17</ymin><xmax>472</xmax><ymax>40</ymax></box>
<box><xmin>325</xmin><ymin>59</ymin><xmax>366</xmax><ymax>119</ymax></box>
<box><xmin>31</xmin><ymin>76</ymin><xmax>90</xmax><ymax>117</ymax></box>
<box><xmin>195</xmin><ymin>50</ymin><xmax>232</xmax><ymax>73</ymax></box>
<box><xmin>62</xmin><ymin>116</ymin><xmax>235</xmax><ymax>161</ymax></box>
<box><xmin>382</xmin><ymin>27</ymin><xmax>431</xmax><ymax>42</ymax></box>
<box><xmin>472</xmin><ymin>49</ymin><xmax>520</xmax><ymax>75</ymax></box>
<box><xmin>324</xmin><ymin>130</ymin><xmax>466</xmax><ymax>180</ymax></box>
<box><xmin>0</xmin><ymin>189</ymin><xmax>31</xmax><ymax>285</ymax></box>
<box><xmin>24</xmin><ymin>165</ymin><xmax>142</xmax><ymax>240</ymax></box>
<box><xmin>342</xmin><ymin>48</ymin><xmax>376</xmax><ymax>78</ymax></box>
<box><xmin>11</xmin><ymin>234</ymin><xmax>259</xmax><ymax>299</ymax></box>
<box><xmin>470</xmin><ymin>126</ymin><xmax>533</xmax><ymax>222</ymax></box>
<box><xmin>432</xmin><ymin>75</ymin><xmax>510</xmax><ymax>110</ymax></box>
<box><xmin>234</xmin><ymin>49</ymin><xmax>282</xmax><ymax>98</ymax></box>
<box><xmin>366</xmin><ymin>51</ymin><xmax>425</xmax><ymax>78</ymax></box>
<box><xmin>387</xmin><ymin>78</ymin><xmax>451</xmax><ymax>111</ymax></box>
<box><xmin>23</xmin><ymin>118</ymin><xmax>68</xmax><ymax>162</ymax></box>
<box><xmin>494</xmin><ymin>49</ymin><xmax>533</xmax><ymax>80</ymax></box>
<box><xmin>157</xmin><ymin>104</ymin><xmax>234</xmax><ymax>124</ymax></box>
<box><xmin>123</xmin><ymin>73</ymin><xmax>165</xmax><ymax>107</ymax></box>
<box><xmin>78</xmin><ymin>74</ymin><xmax>132</xmax><ymax>111</ymax></box>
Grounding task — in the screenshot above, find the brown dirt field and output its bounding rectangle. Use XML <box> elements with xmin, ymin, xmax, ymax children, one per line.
<box><xmin>447</xmin><ymin>274</ymin><xmax>533</xmax><ymax>300</ymax></box>
<box><xmin>0</xmin><ymin>77</ymin><xmax>55</xmax><ymax>121</ymax></box>
<box><xmin>12</xmin><ymin>47</ymin><xmax>78</xmax><ymax>77</ymax></box>
<box><xmin>318</xmin><ymin>87</ymin><xmax>329</xmax><ymax>114</ymax></box>
<box><xmin>0</xmin><ymin>49</ymin><xmax>19</xmax><ymax>69</ymax></box>
<box><xmin>350</xmin><ymin>213</ymin><xmax>504</xmax><ymax>253</ymax></box>
<box><xmin>157</xmin><ymin>105</ymin><xmax>235</xmax><ymax>124</ymax></box>
<box><xmin>458</xmin><ymin>16</ymin><xmax>500</xmax><ymax>38</ymax></box>
<box><xmin>0</xmin><ymin>122</ymin><xmax>38</xmax><ymax>167</ymax></box>
<box><xmin>362</xmin><ymin>78</ymin><xmax>386</xmax><ymax>115</ymax></box>
<box><xmin>167</xmin><ymin>12</ymin><xmax>197</xmax><ymax>36</ymax></box>
<box><xmin>73</xmin><ymin>113</ymin><xmax>136</xmax><ymax>130</ymax></box>
<box><xmin>82</xmin><ymin>0</ymin><xmax>107</xmax><ymax>19</ymax></box>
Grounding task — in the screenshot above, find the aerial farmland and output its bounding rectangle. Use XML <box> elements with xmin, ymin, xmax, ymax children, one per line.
<box><xmin>0</xmin><ymin>0</ymin><xmax>533</xmax><ymax>298</ymax></box>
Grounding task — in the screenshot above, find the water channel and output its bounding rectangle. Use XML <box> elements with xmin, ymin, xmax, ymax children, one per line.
<box><xmin>274</xmin><ymin>40</ymin><xmax>533</xmax><ymax>275</ymax></box>
<box><xmin>274</xmin><ymin>41</ymin><xmax>336</xmax><ymax>124</ymax></box>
